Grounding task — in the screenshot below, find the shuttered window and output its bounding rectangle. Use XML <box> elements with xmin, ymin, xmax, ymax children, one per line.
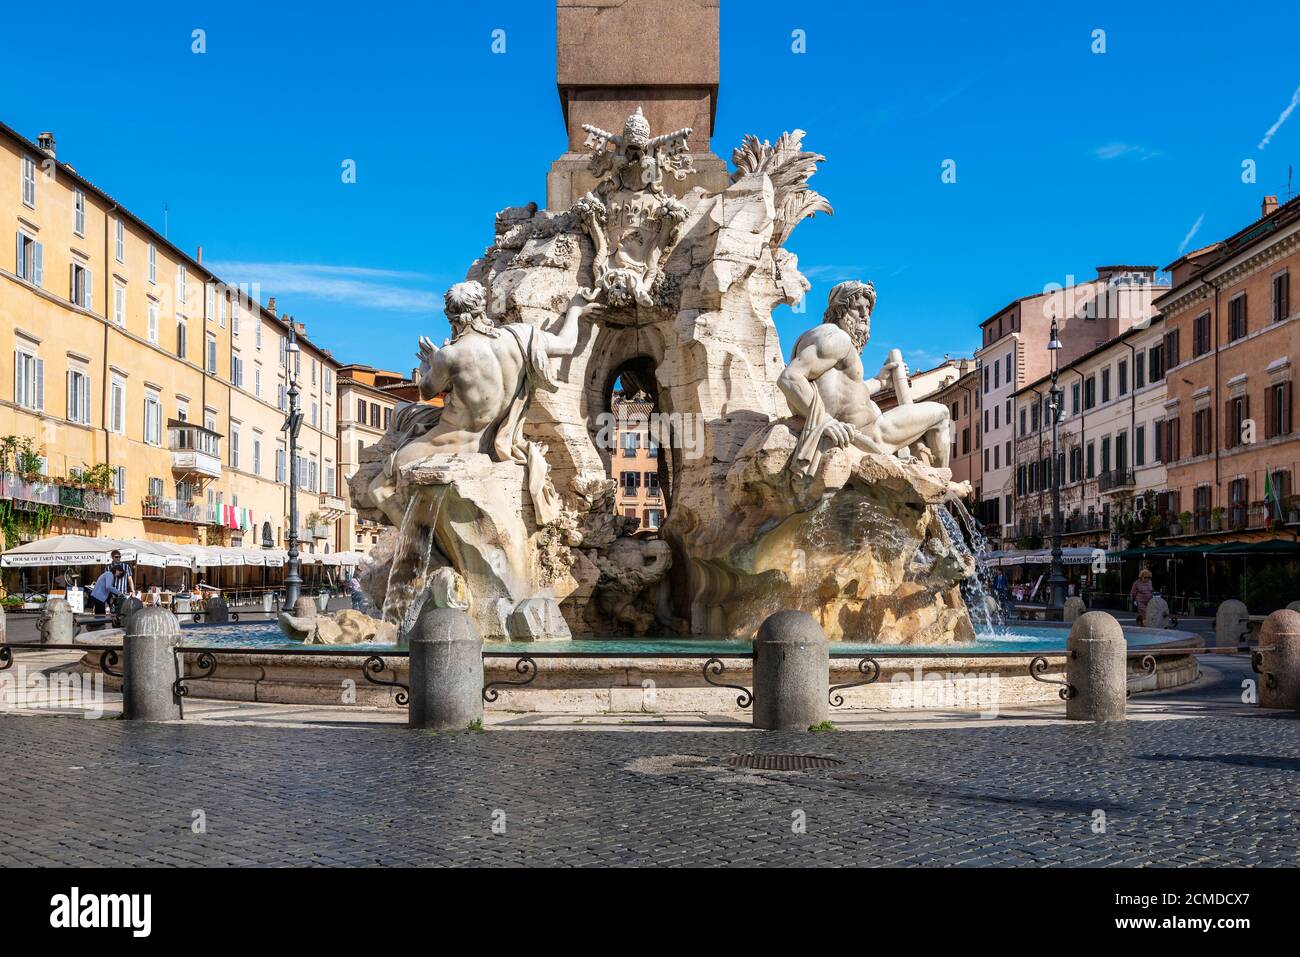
<box><xmin>66</xmin><ymin>369</ymin><xmax>91</xmax><ymax>424</ymax></box>
<box><xmin>110</xmin><ymin>378</ymin><xmax>125</xmax><ymax>433</ymax></box>
<box><xmin>14</xmin><ymin>350</ymin><xmax>44</xmax><ymax>410</ymax></box>
<box><xmin>20</xmin><ymin>155</ymin><xmax>36</xmax><ymax>207</ymax></box>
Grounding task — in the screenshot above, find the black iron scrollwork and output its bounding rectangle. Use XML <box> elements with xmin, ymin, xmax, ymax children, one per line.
<box><xmin>702</xmin><ymin>657</ymin><xmax>752</xmax><ymax>708</ymax></box>
<box><xmin>829</xmin><ymin>656</ymin><xmax>881</xmax><ymax>707</ymax></box>
<box><xmin>362</xmin><ymin>655</ymin><xmax>409</xmax><ymax>706</ymax></box>
<box><xmin>99</xmin><ymin>649</ymin><xmax>122</xmax><ymax>678</ymax></box>
<box><xmin>483</xmin><ymin>656</ymin><xmax>538</xmax><ymax>702</ymax></box>
<box><xmin>173</xmin><ymin>652</ymin><xmax>217</xmax><ymax>698</ymax></box>
<box><xmin>1029</xmin><ymin>656</ymin><xmax>1075</xmax><ymax>700</ymax></box>
<box><xmin>1125</xmin><ymin>654</ymin><xmax>1157</xmax><ymax>697</ymax></box>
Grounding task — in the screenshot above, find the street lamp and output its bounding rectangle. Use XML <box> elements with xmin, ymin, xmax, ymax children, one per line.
<box><xmin>281</xmin><ymin>321</ymin><xmax>304</xmax><ymax>609</ymax></box>
<box><xmin>1046</xmin><ymin>316</ymin><xmax>1067</xmax><ymax>614</ymax></box>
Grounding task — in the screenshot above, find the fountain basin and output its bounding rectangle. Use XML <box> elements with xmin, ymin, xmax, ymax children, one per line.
<box><xmin>81</xmin><ymin>622</ymin><xmax>1202</xmax><ymax>714</ymax></box>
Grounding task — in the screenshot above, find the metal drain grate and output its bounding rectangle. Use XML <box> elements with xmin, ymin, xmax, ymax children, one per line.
<box><xmin>723</xmin><ymin>753</ymin><xmax>844</xmax><ymax>771</ymax></box>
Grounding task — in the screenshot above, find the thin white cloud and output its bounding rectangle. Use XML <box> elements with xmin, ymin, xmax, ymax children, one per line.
<box><xmin>205</xmin><ymin>260</ymin><xmax>439</xmax><ymax>312</ymax></box>
<box><xmin>1094</xmin><ymin>142</ymin><xmax>1161</xmax><ymax>161</ymax></box>
<box><xmin>1178</xmin><ymin>213</ymin><xmax>1205</xmax><ymax>255</ymax></box>
<box><xmin>802</xmin><ymin>263</ymin><xmax>870</xmax><ymax>280</ymax></box>
<box><xmin>1258</xmin><ymin>84</ymin><xmax>1300</xmax><ymax>149</ymax></box>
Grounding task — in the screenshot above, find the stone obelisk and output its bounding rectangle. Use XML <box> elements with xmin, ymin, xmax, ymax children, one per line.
<box><xmin>547</xmin><ymin>0</ymin><xmax>730</xmax><ymax>209</ymax></box>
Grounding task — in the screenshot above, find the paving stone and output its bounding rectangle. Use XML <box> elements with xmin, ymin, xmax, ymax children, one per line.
<box><xmin>0</xmin><ymin>709</ymin><xmax>1297</xmax><ymax>866</ymax></box>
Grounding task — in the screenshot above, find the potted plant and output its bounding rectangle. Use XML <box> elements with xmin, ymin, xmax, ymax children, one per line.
<box><xmin>79</xmin><ymin>463</ymin><xmax>114</xmax><ymax>494</ymax></box>
<box><xmin>1210</xmin><ymin>506</ymin><xmax>1224</xmax><ymax>531</ymax></box>
<box><xmin>1286</xmin><ymin>495</ymin><xmax>1299</xmax><ymax>524</ymax></box>
<box><xmin>14</xmin><ymin>438</ymin><xmax>44</xmax><ymax>484</ymax></box>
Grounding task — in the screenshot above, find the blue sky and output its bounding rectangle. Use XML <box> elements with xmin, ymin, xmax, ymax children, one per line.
<box><xmin>4</xmin><ymin>1</ymin><xmax>1299</xmax><ymax>375</ymax></box>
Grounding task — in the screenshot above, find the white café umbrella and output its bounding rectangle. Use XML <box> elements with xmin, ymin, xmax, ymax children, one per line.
<box><xmin>1</xmin><ymin>535</ymin><xmax>137</xmax><ymax>567</ymax></box>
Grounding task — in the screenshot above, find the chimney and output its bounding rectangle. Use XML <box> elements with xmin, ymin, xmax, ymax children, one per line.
<box><xmin>37</xmin><ymin>132</ymin><xmax>56</xmax><ymax>158</ymax></box>
<box><xmin>196</xmin><ymin>244</ymin><xmax>203</xmax><ymax>264</ymax></box>
<box><xmin>267</xmin><ymin>297</ymin><xmax>277</xmax><ymax>315</ymax></box>
<box><xmin>1262</xmin><ymin>195</ymin><xmax>1279</xmax><ymax>218</ymax></box>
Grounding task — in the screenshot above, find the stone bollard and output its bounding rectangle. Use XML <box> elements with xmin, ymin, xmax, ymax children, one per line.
<box><xmin>1066</xmin><ymin>611</ymin><xmax>1127</xmax><ymax>722</ymax></box>
<box><xmin>752</xmin><ymin>610</ymin><xmax>829</xmax><ymax>731</ymax></box>
<box><xmin>122</xmin><ymin>607</ymin><xmax>182</xmax><ymax>721</ymax></box>
<box><xmin>408</xmin><ymin>606</ymin><xmax>483</xmax><ymax>731</ymax></box>
<box><xmin>1215</xmin><ymin>599</ymin><xmax>1249</xmax><ymax>649</ymax></box>
<box><xmin>204</xmin><ymin>595</ymin><xmax>230</xmax><ymax>624</ymax></box>
<box><xmin>118</xmin><ymin>596</ymin><xmax>144</xmax><ymax>630</ymax></box>
<box><xmin>37</xmin><ymin>598</ymin><xmax>75</xmax><ymax>644</ymax></box>
<box><xmin>1143</xmin><ymin>595</ymin><xmax>1170</xmax><ymax>629</ymax></box>
<box><xmin>1063</xmin><ymin>596</ymin><xmax>1086</xmax><ymax>623</ymax></box>
<box><xmin>1257</xmin><ymin>609</ymin><xmax>1300</xmax><ymax>711</ymax></box>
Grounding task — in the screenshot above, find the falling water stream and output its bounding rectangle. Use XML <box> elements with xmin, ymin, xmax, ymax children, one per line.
<box><xmin>942</xmin><ymin>497</ymin><xmax>1006</xmax><ymax>635</ymax></box>
<box><xmin>381</xmin><ymin>493</ymin><xmax>445</xmax><ymax>640</ymax></box>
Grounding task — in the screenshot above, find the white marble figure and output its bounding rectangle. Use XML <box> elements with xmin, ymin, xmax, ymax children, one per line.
<box><xmin>369</xmin><ymin>280</ymin><xmax>584</xmax><ymax>527</ymax></box>
<box><xmin>779</xmin><ymin>280</ymin><xmax>952</xmax><ymax>481</ymax></box>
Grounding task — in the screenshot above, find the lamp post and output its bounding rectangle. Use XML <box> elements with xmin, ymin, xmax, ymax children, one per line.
<box><xmin>281</xmin><ymin>321</ymin><xmax>304</xmax><ymax>609</ymax></box>
<box><xmin>1046</xmin><ymin>317</ymin><xmax>1068</xmax><ymax>614</ymax></box>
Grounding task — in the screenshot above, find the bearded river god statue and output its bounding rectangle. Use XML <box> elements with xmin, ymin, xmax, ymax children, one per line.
<box><xmin>347</xmin><ymin>108</ymin><xmax>978</xmax><ymax>645</ymax></box>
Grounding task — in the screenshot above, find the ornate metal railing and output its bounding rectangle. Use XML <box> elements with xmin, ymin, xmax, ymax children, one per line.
<box><xmin>482</xmin><ymin>656</ymin><xmax>538</xmax><ymax>702</ymax></box>
<box><xmin>0</xmin><ymin>638</ymin><xmax>1224</xmax><ymax>717</ymax></box>
<box><xmin>1029</xmin><ymin>654</ymin><xmax>1076</xmax><ymax>699</ymax></box>
<box><xmin>829</xmin><ymin>657</ymin><xmax>881</xmax><ymax>707</ymax></box>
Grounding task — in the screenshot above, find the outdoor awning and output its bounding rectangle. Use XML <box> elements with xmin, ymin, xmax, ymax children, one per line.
<box><xmin>0</xmin><ymin>535</ymin><xmax>138</xmax><ymax>567</ymax></box>
<box><xmin>169</xmin><ymin>543</ymin><xmax>223</xmax><ymax>568</ymax></box>
<box><xmin>328</xmin><ymin>551</ymin><xmax>369</xmax><ymax>567</ymax></box>
<box><xmin>1203</xmin><ymin>539</ymin><xmax>1300</xmax><ymax>556</ymax></box>
<box><xmin>123</xmin><ymin>539</ymin><xmax>195</xmax><ymax>568</ymax></box>
<box><xmin>981</xmin><ymin>547</ymin><xmax>1121</xmax><ymax>567</ymax></box>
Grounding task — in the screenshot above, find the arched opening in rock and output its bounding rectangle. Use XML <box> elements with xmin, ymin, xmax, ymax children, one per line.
<box><xmin>604</xmin><ymin>355</ymin><xmax>671</xmax><ymax>533</ymax></box>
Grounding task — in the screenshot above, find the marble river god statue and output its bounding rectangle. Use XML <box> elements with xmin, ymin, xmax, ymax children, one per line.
<box><xmin>346</xmin><ymin>108</ymin><xmax>977</xmax><ymax>644</ymax></box>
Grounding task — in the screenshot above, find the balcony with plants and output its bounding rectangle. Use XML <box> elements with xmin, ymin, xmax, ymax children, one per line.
<box><xmin>0</xmin><ymin>436</ymin><xmax>115</xmax><ymax>548</ymax></box>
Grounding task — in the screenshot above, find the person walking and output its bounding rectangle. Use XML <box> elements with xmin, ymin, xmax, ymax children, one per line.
<box><xmin>346</xmin><ymin>574</ymin><xmax>367</xmax><ymax>611</ymax></box>
<box><xmin>1129</xmin><ymin>568</ymin><xmax>1155</xmax><ymax>626</ymax></box>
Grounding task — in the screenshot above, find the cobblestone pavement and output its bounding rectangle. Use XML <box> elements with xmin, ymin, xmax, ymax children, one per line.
<box><xmin>1</xmin><ymin>701</ymin><xmax>1297</xmax><ymax>866</ymax></box>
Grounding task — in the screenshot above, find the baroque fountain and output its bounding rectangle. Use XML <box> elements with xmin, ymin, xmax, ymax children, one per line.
<box><xmin>338</xmin><ymin>108</ymin><xmax>979</xmax><ymax>648</ymax></box>
<box><xmin>110</xmin><ymin>109</ymin><xmax>1194</xmax><ymax>713</ymax></box>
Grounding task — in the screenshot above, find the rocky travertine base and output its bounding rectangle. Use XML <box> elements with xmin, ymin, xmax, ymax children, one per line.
<box><xmin>350</xmin><ymin>451</ymin><xmax>573</xmax><ymax>642</ymax></box>
<box><xmin>278</xmin><ymin>605</ymin><xmax>398</xmax><ymax>646</ymax></box>
<box><xmin>669</xmin><ymin>420</ymin><xmax>976</xmax><ymax>644</ymax></box>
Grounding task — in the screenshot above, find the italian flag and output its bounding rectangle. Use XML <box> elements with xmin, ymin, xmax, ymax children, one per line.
<box><xmin>1265</xmin><ymin>470</ymin><xmax>1284</xmax><ymax>521</ymax></box>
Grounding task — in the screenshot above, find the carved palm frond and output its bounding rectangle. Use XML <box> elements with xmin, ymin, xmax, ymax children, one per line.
<box><xmin>731</xmin><ymin>130</ymin><xmax>833</xmax><ymax>247</ymax></box>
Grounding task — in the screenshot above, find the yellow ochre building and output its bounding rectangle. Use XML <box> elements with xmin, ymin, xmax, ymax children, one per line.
<box><xmin>0</xmin><ymin>121</ymin><xmax>355</xmax><ymax>557</ymax></box>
